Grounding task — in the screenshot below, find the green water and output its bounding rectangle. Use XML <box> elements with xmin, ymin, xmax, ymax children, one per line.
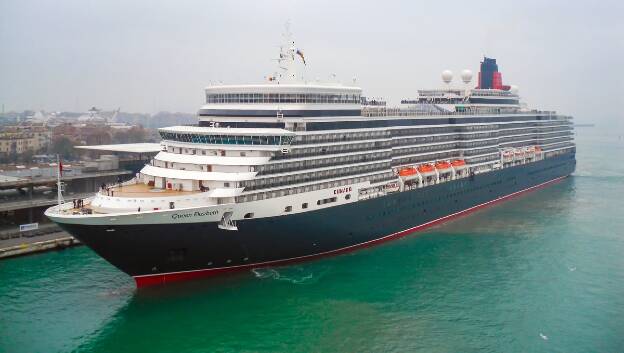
<box><xmin>1</xmin><ymin>127</ymin><xmax>624</xmax><ymax>353</ymax></box>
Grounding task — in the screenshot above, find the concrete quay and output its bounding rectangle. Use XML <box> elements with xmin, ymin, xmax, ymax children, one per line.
<box><xmin>0</xmin><ymin>231</ymin><xmax>81</xmax><ymax>259</ymax></box>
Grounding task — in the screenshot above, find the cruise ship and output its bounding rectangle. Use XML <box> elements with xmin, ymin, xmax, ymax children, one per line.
<box><xmin>45</xmin><ymin>31</ymin><xmax>576</xmax><ymax>286</ymax></box>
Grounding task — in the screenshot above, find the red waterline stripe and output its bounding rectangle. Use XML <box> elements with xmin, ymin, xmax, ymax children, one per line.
<box><xmin>135</xmin><ymin>175</ymin><xmax>569</xmax><ymax>287</ymax></box>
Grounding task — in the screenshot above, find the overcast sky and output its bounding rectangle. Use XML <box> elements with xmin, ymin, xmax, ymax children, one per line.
<box><xmin>1</xmin><ymin>0</ymin><xmax>622</xmax><ymax>123</ymax></box>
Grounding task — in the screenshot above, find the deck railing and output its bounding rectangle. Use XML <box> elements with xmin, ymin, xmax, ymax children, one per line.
<box><xmin>361</xmin><ymin>108</ymin><xmax>559</xmax><ymax>118</ymax></box>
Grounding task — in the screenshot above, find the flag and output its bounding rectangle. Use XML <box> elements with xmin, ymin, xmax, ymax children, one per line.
<box><xmin>59</xmin><ymin>159</ymin><xmax>63</xmax><ymax>176</ymax></box>
<box><xmin>296</xmin><ymin>49</ymin><xmax>306</xmax><ymax>65</ymax></box>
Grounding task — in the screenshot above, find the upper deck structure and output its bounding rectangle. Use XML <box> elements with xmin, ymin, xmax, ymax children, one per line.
<box><xmin>43</xmin><ymin>26</ymin><xmax>576</xmax><ymax>286</ymax></box>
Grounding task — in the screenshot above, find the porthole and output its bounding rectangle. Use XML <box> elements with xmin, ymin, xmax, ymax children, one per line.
<box><xmin>244</xmin><ymin>212</ymin><xmax>254</xmax><ymax>219</ymax></box>
<box><xmin>345</xmin><ymin>194</ymin><xmax>351</xmax><ymax>200</ymax></box>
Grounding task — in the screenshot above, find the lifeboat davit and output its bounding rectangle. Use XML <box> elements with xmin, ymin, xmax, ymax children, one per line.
<box><xmin>398</xmin><ymin>167</ymin><xmax>417</xmax><ymax>176</ymax></box>
<box><xmin>451</xmin><ymin>159</ymin><xmax>466</xmax><ymax>167</ymax></box>
<box><xmin>417</xmin><ymin>163</ymin><xmax>435</xmax><ymax>173</ymax></box>
<box><xmin>435</xmin><ymin>161</ymin><xmax>452</xmax><ymax>170</ymax></box>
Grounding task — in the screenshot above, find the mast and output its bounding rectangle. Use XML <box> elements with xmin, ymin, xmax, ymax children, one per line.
<box><xmin>56</xmin><ymin>154</ymin><xmax>64</xmax><ymax>209</ymax></box>
<box><xmin>274</xmin><ymin>22</ymin><xmax>305</xmax><ymax>84</ymax></box>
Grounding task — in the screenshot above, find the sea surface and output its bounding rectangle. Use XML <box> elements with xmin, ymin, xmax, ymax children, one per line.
<box><xmin>1</xmin><ymin>125</ymin><xmax>624</xmax><ymax>353</ymax></box>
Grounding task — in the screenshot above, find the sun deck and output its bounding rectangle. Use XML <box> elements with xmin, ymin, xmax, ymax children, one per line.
<box><xmin>102</xmin><ymin>183</ymin><xmax>199</xmax><ymax>198</ymax></box>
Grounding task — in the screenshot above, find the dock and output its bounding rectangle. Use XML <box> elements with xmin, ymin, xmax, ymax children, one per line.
<box><xmin>0</xmin><ymin>231</ymin><xmax>81</xmax><ymax>259</ymax></box>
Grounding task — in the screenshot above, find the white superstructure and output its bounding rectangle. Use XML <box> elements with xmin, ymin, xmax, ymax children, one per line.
<box><xmin>46</xmin><ymin>28</ymin><xmax>574</xmax><ymax>232</ymax></box>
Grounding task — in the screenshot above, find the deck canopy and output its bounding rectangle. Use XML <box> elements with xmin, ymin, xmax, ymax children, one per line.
<box><xmin>159</xmin><ymin>126</ymin><xmax>295</xmax><ymax>136</ymax></box>
<box><xmin>140</xmin><ymin>165</ymin><xmax>256</xmax><ymax>181</ymax></box>
<box><xmin>153</xmin><ymin>152</ymin><xmax>270</xmax><ymax>166</ymax></box>
<box><xmin>158</xmin><ymin>126</ymin><xmax>296</xmax><ymax>146</ymax></box>
<box><xmin>75</xmin><ymin>143</ymin><xmax>162</xmax><ymax>153</ymax></box>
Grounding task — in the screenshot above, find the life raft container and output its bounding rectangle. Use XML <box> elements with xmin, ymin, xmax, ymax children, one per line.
<box><xmin>398</xmin><ymin>167</ymin><xmax>417</xmax><ymax>176</ymax></box>
<box><xmin>435</xmin><ymin>161</ymin><xmax>452</xmax><ymax>170</ymax></box>
<box><xmin>417</xmin><ymin>163</ymin><xmax>435</xmax><ymax>173</ymax></box>
<box><xmin>451</xmin><ymin>159</ymin><xmax>466</xmax><ymax>167</ymax></box>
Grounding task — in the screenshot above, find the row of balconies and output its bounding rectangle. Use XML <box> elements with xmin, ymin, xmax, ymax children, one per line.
<box><xmin>257</xmin><ymin>151</ymin><xmax>391</xmax><ymax>176</ymax></box>
<box><xmin>242</xmin><ymin>162</ymin><xmax>391</xmax><ymax>192</ymax></box>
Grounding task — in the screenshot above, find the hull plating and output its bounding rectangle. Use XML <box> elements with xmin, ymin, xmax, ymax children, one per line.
<box><xmin>56</xmin><ymin>152</ymin><xmax>576</xmax><ymax>286</ymax></box>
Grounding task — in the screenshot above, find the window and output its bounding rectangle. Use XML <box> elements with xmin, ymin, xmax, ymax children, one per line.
<box><xmin>316</xmin><ymin>197</ymin><xmax>337</xmax><ymax>206</ymax></box>
<box><xmin>302</xmin><ymin>202</ymin><xmax>308</xmax><ymax>209</ymax></box>
<box><xmin>206</xmin><ymin>92</ymin><xmax>360</xmax><ymax>104</ymax></box>
<box><xmin>284</xmin><ymin>206</ymin><xmax>292</xmax><ymax>212</ymax></box>
<box><xmin>345</xmin><ymin>194</ymin><xmax>351</xmax><ymax>200</ymax></box>
<box><xmin>240</xmin><ymin>151</ymin><xmax>246</xmax><ymax>157</ymax></box>
<box><xmin>224</xmin><ymin>182</ymin><xmax>230</xmax><ymax>187</ymax></box>
<box><xmin>244</xmin><ymin>213</ymin><xmax>254</xmax><ymax>218</ymax></box>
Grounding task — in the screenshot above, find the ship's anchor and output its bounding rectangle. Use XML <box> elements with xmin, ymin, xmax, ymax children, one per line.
<box><xmin>218</xmin><ymin>211</ymin><xmax>238</xmax><ymax>231</ymax></box>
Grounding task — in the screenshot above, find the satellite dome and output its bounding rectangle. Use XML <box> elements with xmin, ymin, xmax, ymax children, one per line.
<box><xmin>510</xmin><ymin>85</ymin><xmax>519</xmax><ymax>94</ymax></box>
<box><xmin>441</xmin><ymin>70</ymin><xmax>453</xmax><ymax>84</ymax></box>
<box><xmin>460</xmin><ymin>69</ymin><xmax>473</xmax><ymax>84</ymax></box>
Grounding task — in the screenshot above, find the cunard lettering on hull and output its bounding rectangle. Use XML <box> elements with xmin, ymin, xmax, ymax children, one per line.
<box><xmin>333</xmin><ymin>187</ymin><xmax>352</xmax><ymax>195</ymax></box>
<box><xmin>44</xmin><ymin>25</ymin><xmax>577</xmax><ymax>286</ymax></box>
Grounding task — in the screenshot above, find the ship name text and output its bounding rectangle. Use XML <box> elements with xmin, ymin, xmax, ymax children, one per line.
<box><xmin>171</xmin><ymin>210</ymin><xmax>219</xmax><ymax>220</ymax></box>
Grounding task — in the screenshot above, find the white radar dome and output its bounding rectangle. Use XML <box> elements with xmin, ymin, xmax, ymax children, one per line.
<box><xmin>510</xmin><ymin>85</ymin><xmax>519</xmax><ymax>94</ymax></box>
<box><xmin>461</xmin><ymin>69</ymin><xmax>473</xmax><ymax>84</ymax></box>
<box><xmin>441</xmin><ymin>70</ymin><xmax>453</xmax><ymax>84</ymax></box>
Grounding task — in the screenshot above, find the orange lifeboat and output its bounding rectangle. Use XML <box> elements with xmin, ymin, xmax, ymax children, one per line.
<box><xmin>451</xmin><ymin>159</ymin><xmax>465</xmax><ymax>167</ymax></box>
<box><xmin>435</xmin><ymin>161</ymin><xmax>452</xmax><ymax>170</ymax></box>
<box><xmin>417</xmin><ymin>163</ymin><xmax>435</xmax><ymax>173</ymax></box>
<box><xmin>398</xmin><ymin>167</ymin><xmax>417</xmax><ymax>177</ymax></box>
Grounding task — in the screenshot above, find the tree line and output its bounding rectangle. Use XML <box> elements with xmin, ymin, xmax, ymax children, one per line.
<box><xmin>0</xmin><ymin>126</ymin><xmax>155</xmax><ymax>163</ymax></box>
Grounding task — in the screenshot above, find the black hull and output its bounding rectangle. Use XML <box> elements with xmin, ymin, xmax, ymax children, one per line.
<box><xmin>57</xmin><ymin>152</ymin><xmax>576</xmax><ymax>285</ymax></box>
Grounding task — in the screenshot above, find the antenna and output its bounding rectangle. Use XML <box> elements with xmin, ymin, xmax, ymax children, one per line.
<box><xmin>283</xmin><ymin>20</ymin><xmax>292</xmax><ymax>40</ymax></box>
<box><xmin>460</xmin><ymin>69</ymin><xmax>473</xmax><ymax>96</ymax></box>
<box><xmin>460</xmin><ymin>69</ymin><xmax>473</xmax><ymax>84</ymax></box>
<box><xmin>274</xmin><ymin>22</ymin><xmax>305</xmax><ymax>83</ymax></box>
<box><xmin>56</xmin><ymin>155</ymin><xmax>64</xmax><ymax>210</ymax></box>
<box><xmin>441</xmin><ymin>70</ymin><xmax>453</xmax><ymax>91</ymax></box>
